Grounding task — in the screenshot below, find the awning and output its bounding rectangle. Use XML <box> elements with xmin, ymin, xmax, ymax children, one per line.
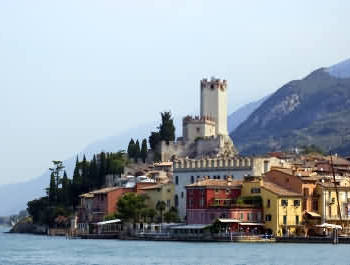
<box><xmin>170</xmin><ymin>224</ymin><xmax>210</xmax><ymax>230</ymax></box>
<box><xmin>97</xmin><ymin>219</ymin><xmax>121</xmax><ymax>226</ymax></box>
<box><xmin>305</xmin><ymin>211</ymin><xmax>321</xmax><ymax>218</ymax></box>
<box><xmin>315</xmin><ymin>223</ymin><xmax>342</xmax><ymax>230</ymax></box>
<box><xmin>239</xmin><ymin>222</ymin><xmax>264</xmax><ymax>226</ymax></box>
<box><xmin>217</xmin><ymin>218</ymin><xmax>241</xmax><ymax>223</ymax></box>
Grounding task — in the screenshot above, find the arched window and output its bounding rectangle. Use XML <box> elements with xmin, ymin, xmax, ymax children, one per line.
<box><xmin>175</xmin><ymin>176</ymin><xmax>179</xmax><ymax>185</ymax></box>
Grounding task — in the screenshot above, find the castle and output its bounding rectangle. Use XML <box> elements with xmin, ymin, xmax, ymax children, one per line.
<box><xmin>158</xmin><ymin>77</ymin><xmax>237</xmax><ymax>161</ymax></box>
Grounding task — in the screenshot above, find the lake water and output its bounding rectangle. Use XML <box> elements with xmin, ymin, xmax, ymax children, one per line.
<box><xmin>1</xmin><ymin>226</ymin><xmax>350</xmax><ymax>265</ymax></box>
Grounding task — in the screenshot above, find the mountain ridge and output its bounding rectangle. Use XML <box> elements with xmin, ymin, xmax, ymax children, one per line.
<box><xmin>231</xmin><ymin>59</ymin><xmax>350</xmax><ymax>155</ymax></box>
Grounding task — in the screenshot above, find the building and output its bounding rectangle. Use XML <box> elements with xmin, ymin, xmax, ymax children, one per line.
<box><xmin>77</xmin><ymin>187</ymin><xmax>133</xmax><ymax>232</ymax></box>
<box><xmin>138</xmin><ymin>182</ymin><xmax>175</xmax><ymax>214</ymax></box>
<box><xmin>315</xmin><ymin>180</ymin><xmax>350</xmax><ymax>233</ymax></box>
<box><xmin>185</xmin><ymin>178</ymin><xmax>263</xmax><ymax>232</ymax></box>
<box><xmin>158</xmin><ymin>77</ymin><xmax>237</xmax><ymax>161</ymax></box>
<box><xmin>264</xmin><ymin>168</ymin><xmax>320</xmax><ymax>214</ymax></box>
<box><xmin>174</xmin><ymin>156</ymin><xmax>282</xmax><ymax>220</ymax></box>
<box><xmin>242</xmin><ymin>176</ymin><xmax>303</xmax><ymax>236</ymax></box>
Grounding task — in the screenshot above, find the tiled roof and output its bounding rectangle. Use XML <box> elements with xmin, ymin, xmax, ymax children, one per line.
<box><xmin>187</xmin><ymin>179</ymin><xmax>242</xmax><ymax>188</ymax></box>
<box><xmin>262</xmin><ymin>181</ymin><xmax>302</xmax><ymax>197</ymax></box>
<box><xmin>89</xmin><ymin>187</ymin><xmax>122</xmax><ymax>194</ymax></box>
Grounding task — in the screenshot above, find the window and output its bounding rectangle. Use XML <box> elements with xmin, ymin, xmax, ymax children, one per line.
<box><xmin>267</xmin><ymin>199</ymin><xmax>271</xmax><ymax>208</ymax></box>
<box><xmin>189</xmin><ymin>199</ymin><xmax>193</xmax><ymax>208</ymax></box>
<box><xmin>191</xmin><ymin>176</ymin><xmax>194</xmax><ymax>184</ymax></box>
<box><xmin>296</xmin><ymin>215</ymin><xmax>299</xmax><ymax>225</ymax></box>
<box><xmin>224</xmin><ymin>175</ymin><xmax>227</xmax><ymax>180</ymax></box>
<box><xmin>199</xmin><ymin>199</ymin><xmax>204</xmax><ymax>208</ymax></box>
<box><xmin>240</xmin><ymin>213</ymin><xmax>244</xmax><ymax>220</ymax></box>
<box><xmin>283</xmin><ymin>215</ymin><xmax>287</xmax><ymax>225</ymax></box>
<box><xmin>215</xmin><ymin>189</ymin><xmax>219</xmax><ymax>194</ymax></box>
<box><xmin>175</xmin><ymin>176</ymin><xmax>179</xmax><ymax>185</ymax></box>
<box><xmin>167</xmin><ymin>200</ymin><xmax>170</xmax><ymax>208</ymax></box>
<box><xmin>251</xmin><ymin>188</ymin><xmax>261</xmax><ymax>194</ymax></box>
<box><xmin>196</xmin><ymin>127</ymin><xmax>200</xmax><ymax>133</ymax></box>
<box><xmin>181</xmin><ymin>192</ymin><xmax>184</xmax><ymax>199</ymax></box>
<box><xmin>303</xmin><ymin>188</ymin><xmax>309</xmax><ymax>197</ymax></box>
<box><xmin>175</xmin><ymin>195</ymin><xmax>179</xmax><ymax>208</ymax></box>
<box><xmin>217</xmin><ymin>176</ymin><xmax>221</xmax><ymax>179</ymax></box>
<box><xmin>294</xmin><ymin>200</ymin><xmax>300</xmax><ymax>207</ymax></box>
<box><xmin>281</xmin><ymin>200</ymin><xmax>288</xmax><ymax>207</ymax></box>
<box><xmin>264</xmin><ymin>161</ymin><xmax>269</xmax><ymax>173</ymax></box>
<box><xmin>265</xmin><ymin>215</ymin><xmax>272</xmax><ymax>221</ymax></box>
<box><xmin>312</xmin><ymin>199</ymin><xmax>318</xmax><ymax>211</ymax></box>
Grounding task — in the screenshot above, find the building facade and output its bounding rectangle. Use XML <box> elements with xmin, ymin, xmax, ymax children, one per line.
<box><xmin>173</xmin><ymin>156</ymin><xmax>282</xmax><ymax>220</ymax></box>
<box><xmin>186</xmin><ymin>178</ymin><xmax>263</xmax><ymax>227</ymax></box>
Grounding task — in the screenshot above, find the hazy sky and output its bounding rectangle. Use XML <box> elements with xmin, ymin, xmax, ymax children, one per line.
<box><xmin>1</xmin><ymin>0</ymin><xmax>350</xmax><ymax>185</ymax></box>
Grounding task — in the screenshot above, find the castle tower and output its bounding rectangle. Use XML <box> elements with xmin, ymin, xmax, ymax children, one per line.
<box><xmin>200</xmin><ymin>77</ymin><xmax>228</xmax><ymax>136</ymax></box>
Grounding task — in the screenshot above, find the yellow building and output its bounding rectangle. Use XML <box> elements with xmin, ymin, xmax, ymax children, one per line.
<box><xmin>139</xmin><ymin>182</ymin><xmax>175</xmax><ymax>212</ymax></box>
<box><xmin>242</xmin><ymin>176</ymin><xmax>303</xmax><ymax>236</ymax></box>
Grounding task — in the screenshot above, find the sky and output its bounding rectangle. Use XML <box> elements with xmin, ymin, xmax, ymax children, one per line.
<box><xmin>1</xmin><ymin>0</ymin><xmax>350</xmax><ymax>186</ymax></box>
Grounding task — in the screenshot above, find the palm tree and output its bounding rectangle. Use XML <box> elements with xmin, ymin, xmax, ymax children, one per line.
<box><xmin>156</xmin><ymin>201</ymin><xmax>166</xmax><ymax>223</ymax></box>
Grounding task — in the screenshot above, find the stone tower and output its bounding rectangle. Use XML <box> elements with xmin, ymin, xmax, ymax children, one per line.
<box><xmin>200</xmin><ymin>77</ymin><xmax>228</xmax><ymax>136</ymax></box>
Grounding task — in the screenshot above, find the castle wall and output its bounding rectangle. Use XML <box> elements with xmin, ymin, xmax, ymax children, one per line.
<box><xmin>183</xmin><ymin>117</ymin><xmax>216</xmax><ymax>142</ymax></box>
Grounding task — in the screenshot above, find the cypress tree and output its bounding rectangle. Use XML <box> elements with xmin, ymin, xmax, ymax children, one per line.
<box><xmin>127</xmin><ymin>139</ymin><xmax>135</xmax><ymax>159</ymax></box>
<box><xmin>141</xmin><ymin>139</ymin><xmax>148</xmax><ymax>163</ymax></box>
<box><xmin>61</xmin><ymin>170</ymin><xmax>70</xmax><ymax>206</ymax></box>
<box><xmin>135</xmin><ymin>140</ymin><xmax>141</xmax><ymax>161</ymax></box>
<box><xmin>81</xmin><ymin>155</ymin><xmax>89</xmax><ymax>192</ymax></box>
<box><xmin>72</xmin><ymin>156</ymin><xmax>81</xmax><ymax>185</ymax></box>
<box><xmin>99</xmin><ymin>152</ymin><xmax>106</xmax><ymax>187</ymax></box>
<box><xmin>48</xmin><ymin>172</ymin><xmax>57</xmax><ymax>203</ymax></box>
<box><xmin>89</xmin><ymin>155</ymin><xmax>98</xmax><ymax>189</ymax></box>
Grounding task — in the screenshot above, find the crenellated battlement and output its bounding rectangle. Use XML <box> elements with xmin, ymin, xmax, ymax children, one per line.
<box><xmin>183</xmin><ymin>115</ymin><xmax>216</xmax><ymax>125</ymax></box>
<box><xmin>200</xmin><ymin>77</ymin><xmax>227</xmax><ymax>90</ymax></box>
<box><xmin>174</xmin><ymin>157</ymin><xmax>253</xmax><ymax>171</ymax></box>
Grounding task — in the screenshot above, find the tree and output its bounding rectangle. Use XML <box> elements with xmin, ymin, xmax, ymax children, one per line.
<box><xmin>149</xmin><ymin>131</ymin><xmax>161</xmax><ymax>150</ymax></box>
<box><xmin>61</xmin><ymin>171</ymin><xmax>70</xmax><ymax>206</ymax></box>
<box><xmin>48</xmin><ymin>172</ymin><xmax>57</xmax><ymax>202</ymax></box>
<box><xmin>159</xmin><ymin>111</ymin><xmax>175</xmax><ymax>144</ymax></box>
<box><xmin>156</xmin><ymin>201</ymin><xmax>166</xmax><ymax>223</ymax></box>
<box><xmin>164</xmin><ymin>207</ymin><xmax>180</xmax><ymax>223</ymax></box>
<box><xmin>49</xmin><ymin>161</ymin><xmax>64</xmax><ymax>190</ymax></box>
<box><xmin>134</xmin><ymin>140</ymin><xmax>141</xmax><ymax>160</ymax></box>
<box><xmin>72</xmin><ymin>156</ymin><xmax>81</xmax><ymax>185</ymax></box>
<box><xmin>127</xmin><ymin>139</ymin><xmax>135</xmax><ymax>158</ymax></box>
<box><xmin>140</xmin><ymin>139</ymin><xmax>148</xmax><ymax>163</ymax></box>
<box><xmin>116</xmin><ymin>193</ymin><xmax>148</xmax><ymax>223</ymax></box>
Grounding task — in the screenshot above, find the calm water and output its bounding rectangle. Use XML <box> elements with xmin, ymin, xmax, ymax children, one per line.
<box><xmin>1</xmin><ymin>226</ymin><xmax>350</xmax><ymax>265</ymax></box>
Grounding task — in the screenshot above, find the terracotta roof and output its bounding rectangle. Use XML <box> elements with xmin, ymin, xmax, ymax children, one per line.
<box><xmin>262</xmin><ymin>181</ymin><xmax>302</xmax><ymax>197</ymax></box>
<box><xmin>89</xmin><ymin>187</ymin><xmax>122</xmax><ymax>194</ymax></box>
<box><xmin>269</xmin><ymin>168</ymin><xmax>294</xmax><ymax>175</ymax></box>
<box><xmin>325</xmin><ymin>156</ymin><xmax>350</xmax><ymax>166</ymax></box>
<box><xmin>187</xmin><ymin>179</ymin><xmax>242</xmax><ymax>188</ymax></box>
<box><xmin>80</xmin><ymin>193</ymin><xmax>94</xmax><ymax>198</ymax></box>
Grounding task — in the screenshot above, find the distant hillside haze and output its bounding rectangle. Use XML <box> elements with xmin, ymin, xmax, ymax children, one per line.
<box><xmin>0</xmin><ymin>103</ymin><xmax>258</xmax><ymax>216</ymax></box>
<box><xmin>231</xmin><ymin>58</ymin><xmax>350</xmax><ymax>156</ymax></box>
<box><xmin>228</xmin><ymin>95</ymin><xmax>269</xmax><ymax>132</ymax></box>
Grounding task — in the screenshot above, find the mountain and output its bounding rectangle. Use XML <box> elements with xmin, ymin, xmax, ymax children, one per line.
<box><xmin>231</xmin><ymin>58</ymin><xmax>350</xmax><ymax>156</ymax></box>
<box><xmin>228</xmin><ymin>95</ymin><xmax>269</xmax><ymax>132</ymax></box>
<box><xmin>0</xmin><ymin>122</ymin><xmax>158</xmax><ymax>216</ymax></box>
